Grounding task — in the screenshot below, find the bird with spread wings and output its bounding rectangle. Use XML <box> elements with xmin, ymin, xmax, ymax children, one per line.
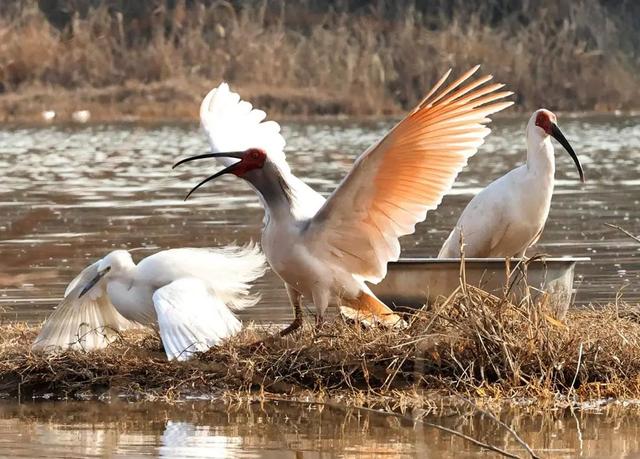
<box><xmin>175</xmin><ymin>66</ymin><xmax>513</xmax><ymax>335</ymax></box>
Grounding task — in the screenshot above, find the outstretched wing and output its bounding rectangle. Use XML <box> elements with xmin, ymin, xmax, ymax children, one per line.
<box><xmin>152</xmin><ymin>278</ymin><xmax>242</xmax><ymax>361</ymax></box>
<box><xmin>33</xmin><ymin>261</ymin><xmax>134</xmax><ymax>351</ymax></box>
<box><xmin>199</xmin><ymin>83</ymin><xmax>326</xmax><ymax>218</ymax></box>
<box><xmin>305</xmin><ymin>66</ymin><xmax>514</xmax><ymax>283</ymax></box>
<box><xmin>200</xmin><ymin>83</ymin><xmax>288</xmax><ymax>171</ymax></box>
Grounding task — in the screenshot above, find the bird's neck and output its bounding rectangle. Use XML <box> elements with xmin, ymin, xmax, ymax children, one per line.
<box><xmin>246</xmin><ymin>166</ymin><xmax>297</xmax><ymax>221</ymax></box>
<box><xmin>526</xmin><ymin>134</ymin><xmax>555</xmax><ymax>178</ymax></box>
<box><xmin>118</xmin><ymin>259</ymin><xmax>137</xmax><ymax>276</ymax></box>
<box><xmin>108</xmin><ymin>260</ymin><xmax>137</xmax><ymax>291</ymax></box>
<box><xmin>105</xmin><ymin>263</ymin><xmax>154</xmax><ymax>323</ymax></box>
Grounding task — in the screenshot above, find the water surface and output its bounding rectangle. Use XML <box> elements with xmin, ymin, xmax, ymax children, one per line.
<box><xmin>0</xmin><ymin>400</ymin><xmax>639</xmax><ymax>458</ymax></box>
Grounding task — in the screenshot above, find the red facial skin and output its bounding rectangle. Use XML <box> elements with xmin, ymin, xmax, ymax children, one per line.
<box><xmin>232</xmin><ymin>148</ymin><xmax>267</xmax><ymax>176</ymax></box>
<box><xmin>534</xmin><ymin>110</ymin><xmax>557</xmax><ymax>135</ymax></box>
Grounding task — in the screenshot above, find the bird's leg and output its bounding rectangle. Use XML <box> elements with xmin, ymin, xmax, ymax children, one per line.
<box><xmin>312</xmin><ymin>288</ymin><xmax>330</xmax><ymax>331</ymax></box>
<box><xmin>279</xmin><ymin>283</ymin><xmax>304</xmax><ymax>337</ymax></box>
<box><xmin>249</xmin><ymin>284</ymin><xmax>303</xmax><ymax>349</ymax></box>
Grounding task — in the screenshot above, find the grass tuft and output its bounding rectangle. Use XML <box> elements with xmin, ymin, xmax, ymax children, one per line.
<box><xmin>1</xmin><ymin>285</ymin><xmax>639</xmax><ymax>406</ymax></box>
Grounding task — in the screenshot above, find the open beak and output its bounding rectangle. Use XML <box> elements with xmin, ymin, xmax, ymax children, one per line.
<box><xmin>172</xmin><ymin>152</ymin><xmax>245</xmax><ymax>168</ymax></box>
<box><xmin>78</xmin><ymin>267</ymin><xmax>110</xmax><ymax>298</ymax></box>
<box><xmin>173</xmin><ymin>152</ymin><xmax>245</xmax><ymax>201</ymax></box>
<box><xmin>550</xmin><ymin>123</ymin><xmax>585</xmax><ymax>182</ymax></box>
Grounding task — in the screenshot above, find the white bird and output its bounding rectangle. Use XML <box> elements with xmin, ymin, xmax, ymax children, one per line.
<box><xmin>32</xmin><ymin>245</ymin><xmax>266</xmax><ymax>360</ymax></box>
<box><xmin>439</xmin><ymin>109</ymin><xmax>584</xmax><ymax>258</ymax></box>
<box><xmin>71</xmin><ymin>109</ymin><xmax>91</xmax><ymax>123</ymax></box>
<box><xmin>41</xmin><ymin>110</ymin><xmax>56</xmax><ymax>122</ymax></box>
<box><xmin>174</xmin><ymin>66</ymin><xmax>513</xmax><ymax>335</ymax></box>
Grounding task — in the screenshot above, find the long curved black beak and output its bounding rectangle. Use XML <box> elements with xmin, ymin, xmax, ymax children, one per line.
<box><xmin>78</xmin><ymin>267</ymin><xmax>110</xmax><ymax>298</ymax></box>
<box><xmin>550</xmin><ymin>123</ymin><xmax>585</xmax><ymax>183</ymax></box>
<box><xmin>172</xmin><ymin>152</ymin><xmax>244</xmax><ymax>169</ymax></box>
<box><xmin>173</xmin><ymin>152</ymin><xmax>246</xmax><ymax>201</ymax></box>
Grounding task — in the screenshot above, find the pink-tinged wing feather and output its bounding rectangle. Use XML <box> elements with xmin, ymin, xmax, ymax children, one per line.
<box><xmin>305</xmin><ymin>66</ymin><xmax>513</xmax><ymax>283</ymax></box>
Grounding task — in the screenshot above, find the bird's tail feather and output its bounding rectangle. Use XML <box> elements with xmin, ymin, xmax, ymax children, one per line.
<box><xmin>203</xmin><ymin>243</ymin><xmax>267</xmax><ymax>311</ymax></box>
<box><xmin>340</xmin><ymin>290</ymin><xmax>406</xmax><ymax>328</ymax></box>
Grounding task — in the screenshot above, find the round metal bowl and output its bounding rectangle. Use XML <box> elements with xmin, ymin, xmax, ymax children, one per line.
<box><xmin>370</xmin><ymin>257</ymin><xmax>589</xmax><ymax>319</ymax></box>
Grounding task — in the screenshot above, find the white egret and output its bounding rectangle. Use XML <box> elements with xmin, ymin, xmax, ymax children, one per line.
<box><xmin>438</xmin><ymin>109</ymin><xmax>584</xmax><ymax>258</ymax></box>
<box><xmin>174</xmin><ymin>66</ymin><xmax>513</xmax><ymax>335</ymax></box>
<box><xmin>41</xmin><ymin>110</ymin><xmax>56</xmax><ymax>122</ymax></box>
<box><xmin>71</xmin><ymin>110</ymin><xmax>91</xmax><ymax>123</ymax></box>
<box><xmin>32</xmin><ymin>245</ymin><xmax>266</xmax><ymax>360</ymax></box>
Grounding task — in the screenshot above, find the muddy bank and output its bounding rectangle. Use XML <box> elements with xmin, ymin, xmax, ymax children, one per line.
<box><xmin>0</xmin><ymin>80</ymin><xmax>357</xmax><ymax>125</ymax></box>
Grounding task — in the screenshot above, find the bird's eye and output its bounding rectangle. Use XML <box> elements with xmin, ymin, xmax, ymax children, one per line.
<box><xmin>251</xmin><ymin>151</ymin><xmax>260</xmax><ymax>159</ymax></box>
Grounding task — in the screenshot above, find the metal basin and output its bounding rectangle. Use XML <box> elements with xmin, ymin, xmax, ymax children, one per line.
<box><xmin>370</xmin><ymin>257</ymin><xmax>589</xmax><ymax>319</ymax></box>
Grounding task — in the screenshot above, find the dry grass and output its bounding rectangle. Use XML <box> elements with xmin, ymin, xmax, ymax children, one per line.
<box><xmin>0</xmin><ymin>0</ymin><xmax>639</xmax><ymax>123</ymax></box>
<box><xmin>2</xmin><ymin>285</ymin><xmax>639</xmax><ymax>406</ymax></box>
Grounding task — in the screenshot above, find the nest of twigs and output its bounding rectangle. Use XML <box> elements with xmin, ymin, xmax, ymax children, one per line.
<box><xmin>2</xmin><ymin>285</ymin><xmax>640</xmax><ymax>403</ymax></box>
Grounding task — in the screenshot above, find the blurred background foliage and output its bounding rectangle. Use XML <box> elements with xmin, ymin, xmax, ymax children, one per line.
<box><xmin>1</xmin><ymin>0</ymin><xmax>638</xmax><ymax>115</ymax></box>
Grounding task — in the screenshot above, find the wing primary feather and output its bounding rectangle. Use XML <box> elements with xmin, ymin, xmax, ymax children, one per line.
<box><xmin>153</xmin><ymin>278</ymin><xmax>242</xmax><ymax>361</ymax></box>
<box><xmin>414</xmin><ymin>68</ymin><xmax>452</xmax><ymax>111</ymax></box>
<box><xmin>435</xmin><ymin>75</ymin><xmax>496</xmax><ymax>107</ymax></box>
<box><xmin>424</xmin><ymin>82</ymin><xmax>505</xmax><ymax>120</ymax></box>
<box><xmin>305</xmin><ymin>67</ymin><xmax>512</xmax><ymax>283</ymax></box>
<box><xmin>425</xmin><ymin>65</ymin><xmax>482</xmax><ymax>108</ymax></box>
<box><xmin>442</xmin><ymin>83</ymin><xmax>507</xmax><ymax>108</ymax></box>
<box><xmin>418</xmin><ymin>88</ymin><xmax>510</xmax><ymax>125</ymax></box>
<box><xmin>33</xmin><ymin>280</ymin><xmax>133</xmax><ymax>352</ymax></box>
<box><xmin>414</xmin><ymin>90</ymin><xmax>513</xmax><ymax>126</ymax></box>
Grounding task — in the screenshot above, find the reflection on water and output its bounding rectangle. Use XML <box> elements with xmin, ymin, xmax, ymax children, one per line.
<box><xmin>0</xmin><ymin>400</ymin><xmax>640</xmax><ymax>458</ymax></box>
<box><xmin>0</xmin><ymin>115</ymin><xmax>639</xmax><ymax>325</ymax></box>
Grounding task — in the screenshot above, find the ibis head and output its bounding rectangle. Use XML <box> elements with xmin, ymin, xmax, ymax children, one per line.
<box><xmin>173</xmin><ymin>148</ymin><xmax>269</xmax><ymax>200</ymax></box>
<box><xmin>532</xmin><ymin>109</ymin><xmax>584</xmax><ymax>182</ymax></box>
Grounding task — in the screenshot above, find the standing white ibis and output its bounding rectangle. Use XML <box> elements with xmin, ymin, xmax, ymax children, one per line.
<box><xmin>32</xmin><ymin>245</ymin><xmax>266</xmax><ymax>360</ymax></box>
<box><xmin>438</xmin><ymin>109</ymin><xmax>584</xmax><ymax>258</ymax></box>
<box><xmin>174</xmin><ymin>66</ymin><xmax>513</xmax><ymax>334</ymax></box>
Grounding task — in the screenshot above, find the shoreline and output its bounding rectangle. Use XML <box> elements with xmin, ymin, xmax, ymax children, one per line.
<box><xmin>3</xmin><ymin>83</ymin><xmax>640</xmax><ymax>127</ymax></box>
<box><xmin>2</xmin><ymin>290</ymin><xmax>639</xmax><ymax>406</ymax></box>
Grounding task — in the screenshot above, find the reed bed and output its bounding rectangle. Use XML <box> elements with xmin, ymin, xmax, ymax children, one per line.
<box><xmin>1</xmin><ymin>0</ymin><xmax>639</xmax><ymax>122</ymax></box>
<box><xmin>1</xmin><ymin>285</ymin><xmax>639</xmax><ymax>405</ymax></box>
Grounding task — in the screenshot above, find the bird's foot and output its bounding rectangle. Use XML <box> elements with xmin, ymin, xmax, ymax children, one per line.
<box><xmin>247</xmin><ymin>318</ymin><xmax>303</xmax><ymax>350</ymax></box>
<box><xmin>279</xmin><ymin>318</ymin><xmax>303</xmax><ymax>337</ymax></box>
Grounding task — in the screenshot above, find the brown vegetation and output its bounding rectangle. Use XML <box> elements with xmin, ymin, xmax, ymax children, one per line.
<box><xmin>1</xmin><ymin>285</ymin><xmax>639</xmax><ymax>405</ymax></box>
<box><xmin>0</xmin><ymin>0</ymin><xmax>639</xmax><ymax>123</ymax></box>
